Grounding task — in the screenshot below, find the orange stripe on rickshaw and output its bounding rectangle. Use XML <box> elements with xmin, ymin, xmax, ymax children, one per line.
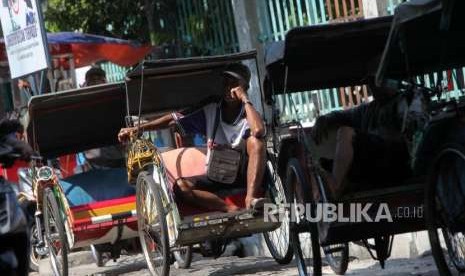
<box><xmin>70</xmin><ymin>195</ymin><xmax>136</xmax><ymax>212</ymax></box>
<box><xmin>72</xmin><ymin>202</ymin><xmax>136</xmax><ymax>220</ymax></box>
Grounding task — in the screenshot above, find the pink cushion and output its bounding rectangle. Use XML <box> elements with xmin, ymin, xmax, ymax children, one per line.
<box><xmin>161</xmin><ymin>147</ymin><xmax>207</xmax><ymax>182</ymax></box>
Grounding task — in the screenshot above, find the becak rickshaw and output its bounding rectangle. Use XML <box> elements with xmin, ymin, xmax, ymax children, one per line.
<box><xmin>27</xmin><ymin>83</ymin><xmax>139</xmax><ymax>276</ymax></box>
<box><xmin>265</xmin><ymin>0</ymin><xmax>465</xmax><ymax>275</ymax></box>
<box><xmin>377</xmin><ymin>0</ymin><xmax>465</xmax><ymax>275</ymax></box>
<box><xmin>265</xmin><ymin>15</ymin><xmax>400</xmax><ymax>276</ymax></box>
<box><xmin>121</xmin><ymin>51</ymin><xmax>288</xmax><ymax>275</ymax></box>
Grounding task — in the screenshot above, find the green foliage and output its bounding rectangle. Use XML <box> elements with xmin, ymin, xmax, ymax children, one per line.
<box><xmin>44</xmin><ymin>0</ymin><xmax>177</xmax><ymax>44</ymax></box>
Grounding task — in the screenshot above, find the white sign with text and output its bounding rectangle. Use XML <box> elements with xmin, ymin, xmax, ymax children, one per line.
<box><xmin>0</xmin><ymin>0</ymin><xmax>49</xmax><ymax>78</ymax></box>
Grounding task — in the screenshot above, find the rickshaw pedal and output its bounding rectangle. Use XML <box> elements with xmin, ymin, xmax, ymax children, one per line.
<box><xmin>149</xmin><ymin>222</ymin><xmax>161</xmax><ymax>232</ymax></box>
<box><xmin>235</xmin><ymin>211</ymin><xmax>254</xmax><ymax>220</ymax></box>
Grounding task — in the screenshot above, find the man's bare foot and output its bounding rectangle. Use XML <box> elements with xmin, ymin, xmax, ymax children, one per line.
<box><xmin>245</xmin><ymin>197</ymin><xmax>270</xmax><ymax>212</ymax></box>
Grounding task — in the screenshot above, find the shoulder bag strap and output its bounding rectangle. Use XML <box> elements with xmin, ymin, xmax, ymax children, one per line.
<box><xmin>210</xmin><ymin>106</ymin><xmax>221</xmax><ymax>145</ymax></box>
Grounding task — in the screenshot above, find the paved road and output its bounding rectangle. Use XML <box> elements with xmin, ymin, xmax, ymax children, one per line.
<box><xmin>35</xmin><ymin>251</ymin><xmax>443</xmax><ymax>276</ymax></box>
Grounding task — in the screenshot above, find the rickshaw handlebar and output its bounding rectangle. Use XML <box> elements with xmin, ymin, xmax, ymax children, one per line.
<box><xmin>384</xmin><ymin>79</ymin><xmax>438</xmax><ymax>96</ymax></box>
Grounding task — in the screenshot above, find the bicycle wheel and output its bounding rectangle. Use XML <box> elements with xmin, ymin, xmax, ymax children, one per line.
<box><xmin>314</xmin><ymin>166</ymin><xmax>349</xmax><ymax>275</ymax></box>
<box><xmin>29</xmin><ymin>222</ymin><xmax>44</xmax><ymax>272</ymax></box>
<box><xmin>263</xmin><ymin>160</ymin><xmax>293</xmax><ymax>265</ymax></box>
<box><xmin>286</xmin><ymin>158</ymin><xmax>322</xmax><ymax>276</ymax></box>
<box><xmin>136</xmin><ymin>170</ymin><xmax>170</xmax><ymax>276</ymax></box>
<box><xmin>43</xmin><ymin>187</ymin><xmax>68</xmax><ymax>276</ymax></box>
<box><xmin>426</xmin><ymin>144</ymin><xmax>465</xmax><ymax>276</ymax></box>
<box><xmin>173</xmin><ymin>246</ymin><xmax>193</xmax><ymax>269</ymax></box>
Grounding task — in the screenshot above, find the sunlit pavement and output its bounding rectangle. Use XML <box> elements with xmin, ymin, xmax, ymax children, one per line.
<box><xmin>32</xmin><ymin>251</ymin><xmax>441</xmax><ymax>276</ymax></box>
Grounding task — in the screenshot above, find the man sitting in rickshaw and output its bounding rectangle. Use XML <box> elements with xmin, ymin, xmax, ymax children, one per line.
<box><xmin>311</xmin><ymin>77</ymin><xmax>413</xmax><ymax>199</ymax></box>
<box><xmin>118</xmin><ymin>63</ymin><xmax>267</xmax><ymax>212</ymax></box>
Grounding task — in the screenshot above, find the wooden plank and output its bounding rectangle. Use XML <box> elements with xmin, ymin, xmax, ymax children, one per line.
<box><xmin>339</xmin><ymin>87</ymin><xmax>346</xmax><ymax>108</ymax></box>
<box><xmin>350</xmin><ymin>0</ymin><xmax>355</xmax><ymax>16</ymax></box>
<box><xmin>347</xmin><ymin>87</ymin><xmax>354</xmax><ymax>107</ymax></box>
<box><xmin>354</xmin><ymin>87</ymin><xmax>361</xmax><ymax>105</ymax></box>
<box><xmin>342</xmin><ymin>0</ymin><xmax>348</xmax><ymax>18</ymax></box>
<box><xmin>334</xmin><ymin>0</ymin><xmax>341</xmax><ymax>19</ymax></box>
<box><xmin>326</xmin><ymin>0</ymin><xmax>333</xmax><ymax>21</ymax></box>
<box><xmin>357</xmin><ymin>0</ymin><xmax>363</xmax><ymax>17</ymax></box>
<box><xmin>362</xmin><ymin>85</ymin><xmax>368</xmax><ymax>101</ymax></box>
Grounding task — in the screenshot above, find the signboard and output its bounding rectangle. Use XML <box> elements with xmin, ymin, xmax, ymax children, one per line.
<box><xmin>0</xmin><ymin>0</ymin><xmax>50</xmax><ymax>79</ymax></box>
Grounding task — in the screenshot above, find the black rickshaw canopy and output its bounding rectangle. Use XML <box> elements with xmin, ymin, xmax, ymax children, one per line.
<box><xmin>27</xmin><ymin>83</ymin><xmax>126</xmax><ymax>158</ymax></box>
<box><xmin>376</xmin><ymin>0</ymin><xmax>465</xmax><ymax>85</ymax></box>
<box><xmin>27</xmin><ymin>51</ymin><xmax>259</xmax><ymax>158</ymax></box>
<box><xmin>125</xmin><ymin>50</ymin><xmax>257</xmax><ymax>115</ymax></box>
<box><xmin>264</xmin><ymin>16</ymin><xmax>393</xmax><ymax>100</ymax></box>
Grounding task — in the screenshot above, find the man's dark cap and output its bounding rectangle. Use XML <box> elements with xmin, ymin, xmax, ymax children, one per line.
<box><xmin>223</xmin><ymin>63</ymin><xmax>251</xmax><ymax>85</ymax></box>
<box><xmin>85</xmin><ymin>67</ymin><xmax>106</xmax><ymax>81</ymax></box>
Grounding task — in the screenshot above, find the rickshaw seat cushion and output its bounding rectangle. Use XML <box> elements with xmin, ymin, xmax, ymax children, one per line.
<box><xmin>59</xmin><ymin>168</ymin><xmax>135</xmax><ymax>207</ymax></box>
<box><xmin>161</xmin><ymin>147</ymin><xmax>208</xmax><ymax>182</ymax></box>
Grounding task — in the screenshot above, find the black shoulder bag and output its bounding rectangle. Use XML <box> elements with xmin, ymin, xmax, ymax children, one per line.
<box><xmin>206</xmin><ymin>107</ymin><xmax>242</xmax><ymax>184</ymax></box>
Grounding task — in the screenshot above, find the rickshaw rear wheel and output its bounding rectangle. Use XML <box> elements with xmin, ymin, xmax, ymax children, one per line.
<box><xmin>173</xmin><ymin>246</ymin><xmax>193</xmax><ymax>269</ymax></box>
<box><xmin>312</xmin><ymin>164</ymin><xmax>350</xmax><ymax>275</ymax></box>
<box><xmin>286</xmin><ymin>158</ymin><xmax>322</xmax><ymax>276</ymax></box>
<box><xmin>43</xmin><ymin>187</ymin><xmax>68</xmax><ymax>276</ymax></box>
<box><xmin>263</xmin><ymin>159</ymin><xmax>294</xmax><ymax>265</ymax></box>
<box><xmin>136</xmin><ymin>170</ymin><xmax>170</xmax><ymax>276</ymax></box>
<box><xmin>29</xmin><ymin>222</ymin><xmax>43</xmax><ymax>272</ymax></box>
<box><xmin>426</xmin><ymin>144</ymin><xmax>465</xmax><ymax>276</ymax></box>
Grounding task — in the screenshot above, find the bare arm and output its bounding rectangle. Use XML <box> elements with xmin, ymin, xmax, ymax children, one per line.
<box><xmin>118</xmin><ymin>113</ymin><xmax>175</xmax><ymax>142</ymax></box>
<box><xmin>232</xmin><ymin>87</ymin><xmax>265</xmax><ymax>138</ymax></box>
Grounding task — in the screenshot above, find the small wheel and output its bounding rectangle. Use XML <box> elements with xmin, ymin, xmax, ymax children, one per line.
<box><xmin>426</xmin><ymin>145</ymin><xmax>465</xmax><ymax>275</ymax></box>
<box><xmin>286</xmin><ymin>158</ymin><xmax>322</xmax><ymax>276</ymax></box>
<box><xmin>263</xmin><ymin>160</ymin><xmax>293</xmax><ymax>265</ymax></box>
<box><xmin>90</xmin><ymin>244</ymin><xmax>105</xmax><ymax>267</ymax></box>
<box><xmin>173</xmin><ymin>246</ymin><xmax>193</xmax><ymax>269</ymax></box>
<box><xmin>136</xmin><ymin>170</ymin><xmax>170</xmax><ymax>276</ymax></box>
<box><xmin>43</xmin><ymin>187</ymin><xmax>68</xmax><ymax>276</ymax></box>
<box><xmin>324</xmin><ymin>243</ymin><xmax>349</xmax><ymax>275</ymax></box>
<box><xmin>29</xmin><ymin>222</ymin><xmax>43</xmax><ymax>272</ymax></box>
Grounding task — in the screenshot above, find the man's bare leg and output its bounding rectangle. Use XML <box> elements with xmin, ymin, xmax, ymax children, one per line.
<box><xmin>245</xmin><ymin>136</ymin><xmax>266</xmax><ymax>209</ymax></box>
<box><xmin>327</xmin><ymin>126</ymin><xmax>355</xmax><ymax>197</ymax></box>
<box><xmin>176</xmin><ymin>179</ymin><xmax>239</xmax><ymax>213</ymax></box>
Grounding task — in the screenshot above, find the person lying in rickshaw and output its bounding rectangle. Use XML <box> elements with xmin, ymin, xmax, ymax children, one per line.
<box><xmin>311</xmin><ymin>77</ymin><xmax>413</xmax><ymax>199</ymax></box>
<box><xmin>118</xmin><ymin>63</ymin><xmax>267</xmax><ymax>212</ymax></box>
